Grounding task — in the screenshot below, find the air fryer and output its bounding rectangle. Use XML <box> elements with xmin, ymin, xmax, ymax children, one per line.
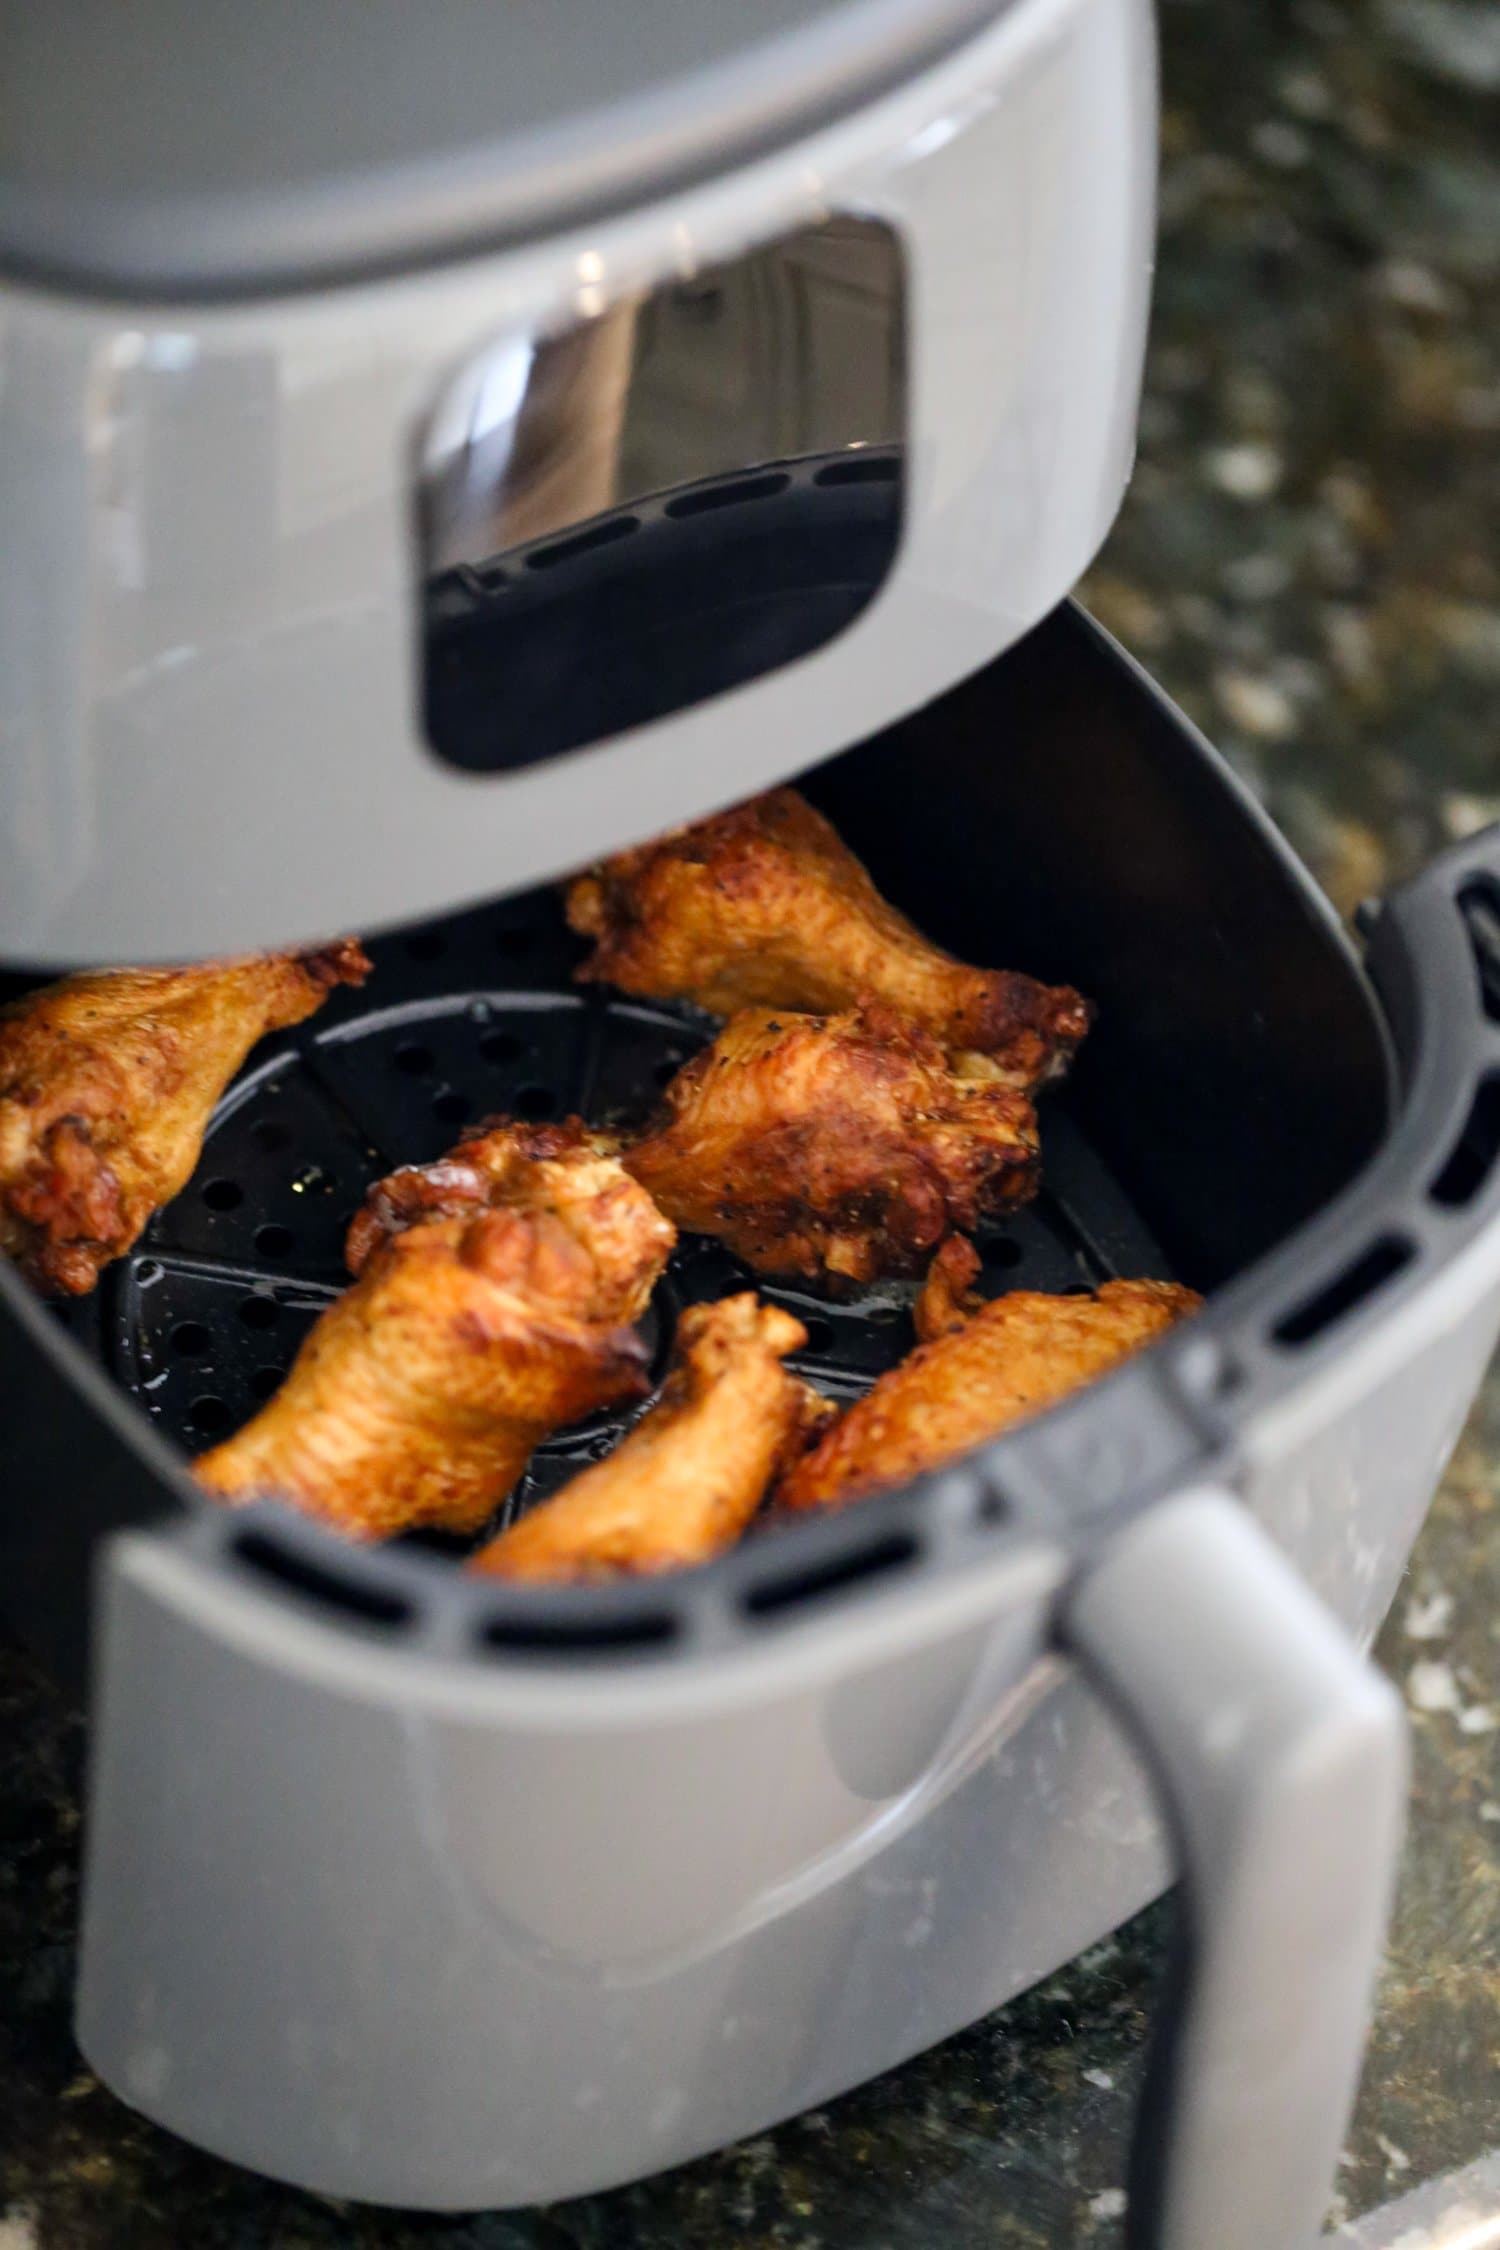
<box><xmin>4</xmin><ymin>7</ymin><xmax>1500</xmax><ymax>2250</ymax></box>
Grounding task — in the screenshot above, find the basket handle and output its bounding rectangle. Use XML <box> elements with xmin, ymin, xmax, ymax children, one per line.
<box><xmin>1065</xmin><ymin>1489</ymin><xmax>1406</xmax><ymax>2250</ymax></box>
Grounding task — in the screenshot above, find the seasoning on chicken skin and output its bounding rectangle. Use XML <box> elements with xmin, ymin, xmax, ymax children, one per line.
<box><xmin>470</xmin><ymin>1294</ymin><xmax>833</xmax><ymax>1582</ymax></box>
<box><xmin>567</xmin><ymin>787</ymin><xmax>1091</xmax><ymax>1088</ymax></box>
<box><xmin>194</xmin><ymin>1124</ymin><xmax>675</xmax><ymax>1540</ymax></box>
<box><xmin>0</xmin><ymin>942</ymin><xmax>369</xmax><ymax>1295</ymax></box>
<box><xmin>779</xmin><ymin>1255</ymin><xmax>1202</xmax><ymax>1511</ymax></box>
<box><xmin>623</xmin><ymin>1003</ymin><xmax>1040</xmax><ymax>1288</ymax></box>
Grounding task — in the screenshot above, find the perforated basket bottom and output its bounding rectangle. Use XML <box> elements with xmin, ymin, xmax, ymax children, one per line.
<box><xmin>54</xmin><ymin>888</ymin><xmax>1172</xmax><ymax>1553</ymax></box>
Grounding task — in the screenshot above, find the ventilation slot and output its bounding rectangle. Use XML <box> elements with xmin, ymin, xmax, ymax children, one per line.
<box><xmin>814</xmin><ymin>451</ymin><xmax>901</xmax><ymax>487</ymax></box>
<box><xmin>525</xmin><ymin>514</ymin><xmax>640</xmax><ymax>571</ymax></box>
<box><xmin>1273</xmin><ymin>1235</ymin><xmax>1413</xmax><ymax>1347</ymax></box>
<box><xmin>1459</xmin><ymin>880</ymin><xmax>1500</xmax><ymax>1024</ymax></box>
<box><xmin>975</xmin><ymin>1480</ymin><xmax>1013</xmax><ymax>1525</ymax></box>
<box><xmin>664</xmin><ymin>471</ymin><xmax>790</xmax><ymax>518</ymax></box>
<box><xmin>742</xmin><ymin>1530</ymin><xmax>918</xmax><ymax>1618</ymax></box>
<box><xmin>479</xmin><ymin>1609</ymin><xmax>679</xmax><ymax>1656</ymax></box>
<box><xmin>1431</xmin><ymin>1074</ymin><xmax>1500</xmax><ymax>1208</ymax></box>
<box><xmin>232</xmin><ymin>1530</ymin><xmax>416</xmax><ymax>1629</ymax></box>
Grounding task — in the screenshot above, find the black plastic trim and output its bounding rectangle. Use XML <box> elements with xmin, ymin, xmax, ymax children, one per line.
<box><xmin>422</xmin><ymin>450</ymin><xmax>904</xmax><ymax>776</ymax></box>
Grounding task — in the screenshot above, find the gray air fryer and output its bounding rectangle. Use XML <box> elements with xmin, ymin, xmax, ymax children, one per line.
<box><xmin>2</xmin><ymin>7</ymin><xmax>1499</xmax><ymax>2249</ymax></box>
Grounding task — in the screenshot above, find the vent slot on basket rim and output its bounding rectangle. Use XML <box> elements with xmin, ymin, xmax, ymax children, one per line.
<box><xmin>1430</xmin><ymin>1071</ymin><xmax>1500</xmax><ymax>1210</ymax></box>
<box><xmin>231</xmin><ymin>1528</ymin><xmax>417</xmax><ymax>1631</ymax></box>
<box><xmin>741</xmin><ymin>1530</ymin><xmax>920</xmax><ymax>1618</ymax></box>
<box><xmin>478</xmin><ymin>1605</ymin><xmax>681</xmax><ymax>1657</ymax></box>
<box><xmin>1272</xmin><ymin>1233</ymin><xmax>1414</xmax><ymax>1349</ymax></box>
<box><xmin>1459</xmin><ymin>878</ymin><xmax>1500</xmax><ymax>1025</ymax></box>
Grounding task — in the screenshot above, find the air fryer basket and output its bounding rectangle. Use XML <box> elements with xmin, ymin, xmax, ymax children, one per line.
<box><xmin>59</xmin><ymin>899</ymin><xmax>1174</xmax><ymax>1540</ymax></box>
<box><xmin>31</xmin><ymin>590</ymin><xmax>1399</xmax><ymax>1616</ymax></box>
<box><xmin>6</xmin><ymin>605</ymin><xmax>1500</xmax><ymax>2249</ymax></box>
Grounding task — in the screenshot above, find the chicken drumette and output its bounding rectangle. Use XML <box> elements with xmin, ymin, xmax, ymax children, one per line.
<box><xmin>779</xmin><ymin>1240</ymin><xmax>1201</xmax><ymax>1510</ymax></box>
<box><xmin>194</xmin><ymin>1122</ymin><xmax>675</xmax><ymax>1540</ymax></box>
<box><xmin>567</xmin><ymin>788</ymin><xmax>1091</xmax><ymax>1088</ymax></box>
<box><xmin>470</xmin><ymin>1293</ymin><xmax>832</xmax><ymax>1581</ymax></box>
<box><xmin>0</xmin><ymin>942</ymin><xmax>370</xmax><ymax>1295</ymax></box>
<box><xmin>624</xmin><ymin>1004</ymin><xmax>1040</xmax><ymax>1287</ymax></box>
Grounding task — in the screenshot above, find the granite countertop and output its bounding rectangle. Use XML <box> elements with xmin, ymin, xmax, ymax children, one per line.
<box><xmin>3</xmin><ymin>0</ymin><xmax>1499</xmax><ymax>2240</ymax></box>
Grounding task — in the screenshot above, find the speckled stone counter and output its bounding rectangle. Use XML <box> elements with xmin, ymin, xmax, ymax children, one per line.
<box><xmin>3</xmin><ymin>0</ymin><xmax>1498</xmax><ymax>2239</ymax></box>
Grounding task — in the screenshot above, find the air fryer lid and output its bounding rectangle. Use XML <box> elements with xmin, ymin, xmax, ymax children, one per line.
<box><xmin>0</xmin><ymin>0</ymin><xmax>1011</xmax><ymax>296</ymax></box>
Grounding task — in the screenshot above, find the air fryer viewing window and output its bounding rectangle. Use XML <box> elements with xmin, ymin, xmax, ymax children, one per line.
<box><xmin>417</xmin><ymin>216</ymin><xmax>905</xmax><ymax>775</ymax></box>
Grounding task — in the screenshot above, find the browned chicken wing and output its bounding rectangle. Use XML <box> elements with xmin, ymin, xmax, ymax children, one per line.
<box><xmin>779</xmin><ymin>1249</ymin><xmax>1202</xmax><ymax>1511</ymax></box>
<box><xmin>624</xmin><ymin>1004</ymin><xmax>1040</xmax><ymax>1287</ymax></box>
<box><xmin>470</xmin><ymin>1293</ymin><xmax>832</xmax><ymax>1582</ymax></box>
<box><xmin>194</xmin><ymin>1123</ymin><xmax>675</xmax><ymax>1540</ymax></box>
<box><xmin>567</xmin><ymin>788</ymin><xmax>1091</xmax><ymax>1087</ymax></box>
<box><xmin>0</xmin><ymin>942</ymin><xmax>369</xmax><ymax>1295</ymax></box>
<box><xmin>345</xmin><ymin>1117</ymin><xmax>639</xmax><ymax>1283</ymax></box>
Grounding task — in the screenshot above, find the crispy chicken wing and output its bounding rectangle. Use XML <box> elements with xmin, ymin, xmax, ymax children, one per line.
<box><xmin>0</xmin><ymin>942</ymin><xmax>369</xmax><ymax>1295</ymax></box>
<box><xmin>470</xmin><ymin>1293</ymin><xmax>832</xmax><ymax>1581</ymax></box>
<box><xmin>194</xmin><ymin>1123</ymin><xmax>675</xmax><ymax>1540</ymax></box>
<box><xmin>567</xmin><ymin>788</ymin><xmax>1091</xmax><ymax>1087</ymax></box>
<box><xmin>779</xmin><ymin>1251</ymin><xmax>1201</xmax><ymax>1510</ymax></box>
<box><xmin>344</xmin><ymin>1117</ymin><xmax>642</xmax><ymax>1285</ymax></box>
<box><xmin>624</xmin><ymin>1004</ymin><xmax>1040</xmax><ymax>1287</ymax></box>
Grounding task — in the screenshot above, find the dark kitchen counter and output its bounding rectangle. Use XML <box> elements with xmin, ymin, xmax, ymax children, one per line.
<box><xmin>3</xmin><ymin>0</ymin><xmax>1498</xmax><ymax>2240</ymax></box>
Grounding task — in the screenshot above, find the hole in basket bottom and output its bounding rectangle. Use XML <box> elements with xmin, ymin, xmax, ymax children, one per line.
<box><xmin>170</xmin><ymin>1320</ymin><xmax>211</xmax><ymax>1358</ymax></box>
<box><xmin>238</xmin><ymin>1295</ymin><xmax>279</xmax><ymax>1331</ymax></box>
<box><xmin>249</xmin><ymin>1366</ymin><xmax>286</xmax><ymax>1401</ymax></box>
<box><xmin>202</xmin><ymin>1177</ymin><xmax>243</xmax><ymax>1211</ymax></box>
<box><xmin>232</xmin><ymin>1530</ymin><xmax>414</xmax><ymax>1628</ymax></box>
<box><xmin>515</xmin><ymin>1085</ymin><xmax>556</xmax><ymax>1120</ymax></box>
<box><xmin>188</xmin><ymin>1395</ymin><xmax>232</xmax><ymax>1437</ymax></box>
<box><xmin>1274</xmin><ymin>1234</ymin><xmax>1413</xmax><ymax>1347</ymax></box>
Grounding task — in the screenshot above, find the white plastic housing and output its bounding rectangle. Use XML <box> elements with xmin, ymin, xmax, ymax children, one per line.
<box><xmin>0</xmin><ymin>0</ymin><xmax>1155</xmax><ymax>962</ymax></box>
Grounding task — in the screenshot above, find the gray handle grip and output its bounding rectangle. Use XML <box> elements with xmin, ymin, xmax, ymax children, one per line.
<box><xmin>1065</xmin><ymin>1489</ymin><xmax>1407</xmax><ymax>2250</ymax></box>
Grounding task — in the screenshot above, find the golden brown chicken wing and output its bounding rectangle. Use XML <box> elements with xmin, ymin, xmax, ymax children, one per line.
<box><xmin>779</xmin><ymin>1254</ymin><xmax>1201</xmax><ymax>1511</ymax></box>
<box><xmin>624</xmin><ymin>1003</ymin><xmax>1039</xmax><ymax>1287</ymax></box>
<box><xmin>567</xmin><ymin>788</ymin><xmax>1091</xmax><ymax>1087</ymax></box>
<box><xmin>470</xmin><ymin>1293</ymin><xmax>832</xmax><ymax>1582</ymax></box>
<box><xmin>0</xmin><ymin>942</ymin><xmax>370</xmax><ymax>1295</ymax></box>
<box><xmin>194</xmin><ymin>1123</ymin><xmax>675</xmax><ymax>1540</ymax></box>
<box><xmin>345</xmin><ymin>1117</ymin><xmax>637</xmax><ymax>1281</ymax></box>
